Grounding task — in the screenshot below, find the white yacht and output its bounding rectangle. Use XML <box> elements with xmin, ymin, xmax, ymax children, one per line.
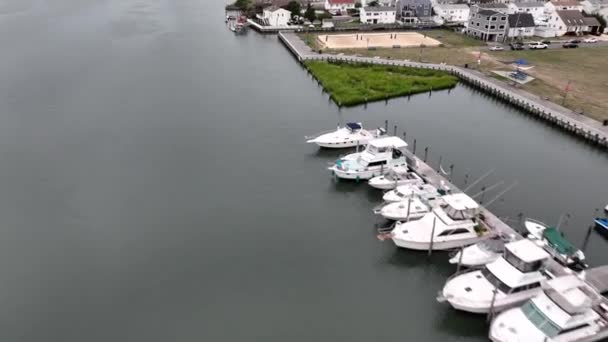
<box><xmin>376</xmin><ymin>196</ymin><xmax>433</xmax><ymax>221</ymax></box>
<box><xmin>525</xmin><ymin>218</ymin><xmax>587</xmax><ymax>268</ymax></box>
<box><xmin>440</xmin><ymin>239</ymin><xmax>551</xmax><ymax>314</ymax></box>
<box><xmin>390</xmin><ymin>193</ymin><xmax>485</xmax><ymax>250</ymax></box>
<box><xmin>490</xmin><ymin>275</ymin><xmax>607</xmax><ymax>342</ymax></box>
<box><xmin>306</xmin><ymin>123</ymin><xmax>383</xmax><ymax>149</ymax></box>
<box><xmin>328</xmin><ymin>136</ymin><xmax>408</xmax><ymax>180</ymax></box>
<box><xmin>368</xmin><ymin>166</ymin><xmax>424</xmax><ymax>190</ymax></box>
<box><xmin>449</xmin><ymin>235</ymin><xmax>512</xmax><ymax>267</ymax></box>
<box><xmin>382</xmin><ymin>183</ymin><xmax>439</xmax><ymax>203</ymax></box>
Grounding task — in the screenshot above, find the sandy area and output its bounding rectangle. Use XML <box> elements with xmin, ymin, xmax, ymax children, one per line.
<box><xmin>318</xmin><ymin>32</ymin><xmax>441</xmax><ymax>49</ymax></box>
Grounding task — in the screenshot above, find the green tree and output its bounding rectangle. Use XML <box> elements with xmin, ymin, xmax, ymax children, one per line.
<box><xmin>304</xmin><ymin>2</ymin><xmax>316</xmax><ymax>22</ymax></box>
<box><xmin>233</xmin><ymin>0</ymin><xmax>252</xmax><ymax>11</ymax></box>
<box><xmin>283</xmin><ymin>1</ymin><xmax>302</xmax><ymax>18</ymax></box>
<box><xmin>368</xmin><ymin>0</ymin><xmax>379</xmax><ymax>6</ymax></box>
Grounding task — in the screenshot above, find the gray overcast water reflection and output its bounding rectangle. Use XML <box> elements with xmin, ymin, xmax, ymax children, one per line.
<box><xmin>0</xmin><ymin>0</ymin><xmax>606</xmax><ymax>341</ymax></box>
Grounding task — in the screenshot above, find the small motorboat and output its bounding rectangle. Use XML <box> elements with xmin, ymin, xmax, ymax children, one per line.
<box><xmin>595</xmin><ymin>218</ymin><xmax>608</xmax><ymax>237</ymax></box>
<box><xmin>382</xmin><ymin>183</ymin><xmax>439</xmax><ymax>203</ymax></box>
<box><xmin>375</xmin><ymin>196</ymin><xmax>432</xmax><ymax>221</ymax></box>
<box><xmin>448</xmin><ymin>235</ymin><xmax>513</xmax><ymax>267</ymax></box>
<box><xmin>306</xmin><ymin>122</ymin><xmax>384</xmax><ymax>149</ymax></box>
<box><xmin>368</xmin><ymin>166</ymin><xmax>424</xmax><ymax>190</ymax></box>
<box><xmin>524</xmin><ymin>218</ymin><xmax>587</xmax><ymax>269</ymax></box>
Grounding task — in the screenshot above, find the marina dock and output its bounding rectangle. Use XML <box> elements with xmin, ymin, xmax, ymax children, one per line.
<box><xmin>279</xmin><ymin>32</ymin><xmax>608</xmax><ymax>150</ymax></box>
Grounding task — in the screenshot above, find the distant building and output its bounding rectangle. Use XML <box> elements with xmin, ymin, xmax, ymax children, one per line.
<box><xmin>545</xmin><ymin>0</ymin><xmax>584</xmax><ymax>12</ymax></box>
<box><xmin>324</xmin><ymin>0</ymin><xmax>356</xmax><ymax>13</ymax></box>
<box><xmin>260</xmin><ymin>7</ymin><xmax>291</xmax><ymax>26</ymax></box>
<box><xmin>466</xmin><ymin>8</ymin><xmax>508</xmax><ymax>41</ymax></box>
<box><xmin>507</xmin><ymin>13</ymin><xmax>536</xmax><ymax>38</ymax></box>
<box><xmin>398</xmin><ymin>0</ymin><xmax>433</xmax><ymax>23</ymax></box>
<box><xmin>508</xmin><ymin>2</ymin><xmax>546</xmax><ymax>24</ymax></box>
<box><xmin>433</xmin><ymin>4</ymin><xmax>470</xmax><ymax>24</ymax></box>
<box><xmin>581</xmin><ymin>0</ymin><xmax>608</xmax><ymax>22</ymax></box>
<box><xmin>473</xmin><ymin>3</ymin><xmax>509</xmax><ymax>14</ymax></box>
<box><xmin>360</xmin><ymin>6</ymin><xmax>398</xmax><ymax>24</ymax></box>
<box><xmin>545</xmin><ymin>9</ymin><xmax>600</xmax><ymax>36</ymax></box>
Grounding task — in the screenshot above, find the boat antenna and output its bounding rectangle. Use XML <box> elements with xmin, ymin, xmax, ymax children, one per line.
<box><xmin>470</xmin><ymin>180</ymin><xmax>505</xmax><ymax>199</ymax></box>
<box><xmin>555</xmin><ymin>213</ymin><xmax>570</xmax><ymax>232</ymax></box>
<box><xmin>483</xmin><ymin>181</ymin><xmax>518</xmax><ymax>208</ymax></box>
<box><xmin>463</xmin><ymin>169</ymin><xmax>495</xmax><ymax>192</ymax></box>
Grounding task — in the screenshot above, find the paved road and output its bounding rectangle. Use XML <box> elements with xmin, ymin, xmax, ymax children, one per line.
<box><xmin>485</xmin><ymin>40</ymin><xmax>608</xmax><ymax>51</ymax></box>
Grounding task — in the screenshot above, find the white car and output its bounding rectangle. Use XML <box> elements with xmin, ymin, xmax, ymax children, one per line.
<box><xmin>489</xmin><ymin>45</ymin><xmax>504</xmax><ymax>51</ymax></box>
<box><xmin>583</xmin><ymin>37</ymin><xmax>598</xmax><ymax>43</ymax></box>
<box><xmin>528</xmin><ymin>42</ymin><xmax>548</xmax><ymax>49</ymax></box>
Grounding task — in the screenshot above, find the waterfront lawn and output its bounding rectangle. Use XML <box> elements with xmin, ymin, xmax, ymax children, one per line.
<box><xmin>486</xmin><ymin>46</ymin><xmax>608</xmax><ymax>121</ymax></box>
<box><xmin>305</xmin><ymin>61</ymin><xmax>458</xmax><ymax>106</ymax></box>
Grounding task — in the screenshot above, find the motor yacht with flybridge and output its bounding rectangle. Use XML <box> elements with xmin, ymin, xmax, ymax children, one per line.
<box><xmin>328</xmin><ymin>136</ymin><xmax>408</xmax><ymax>180</ymax></box>
<box><xmin>306</xmin><ymin>122</ymin><xmax>384</xmax><ymax>149</ymax></box>
<box><xmin>440</xmin><ymin>239</ymin><xmax>552</xmax><ymax>314</ymax></box>
<box><xmin>368</xmin><ymin>166</ymin><xmax>424</xmax><ymax>190</ymax></box>
<box><xmin>389</xmin><ymin>193</ymin><xmax>485</xmax><ymax>250</ymax></box>
<box><xmin>490</xmin><ymin>275</ymin><xmax>607</xmax><ymax>342</ymax></box>
<box><xmin>525</xmin><ymin>218</ymin><xmax>587</xmax><ymax>270</ymax></box>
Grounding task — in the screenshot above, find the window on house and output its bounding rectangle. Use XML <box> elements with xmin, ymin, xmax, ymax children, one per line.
<box><xmin>492</xmin><ymin>17</ymin><xmax>497</xmax><ymax>21</ymax></box>
<box><xmin>501</xmin><ymin>17</ymin><xmax>506</xmax><ymax>20</ymax></box>
<box><xmin>499</xmin><ymin>25</ymin><xmax>504</xmax><ymax>29</ymax></box>
<box><xmin>485</xmin><ymin>25</ymin><xmax>488</xmax><ymax>28</ymax></box>
<box><xmin>490</xmin><ymin>25</ymin><xmax>495</xmax><ymax>29</ymax></box>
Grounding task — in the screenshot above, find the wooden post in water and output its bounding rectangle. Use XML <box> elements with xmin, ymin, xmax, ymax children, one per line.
<box><xmin>413</xmin><ymin>139</ymin><xmax>417</xmax><ymax>155</ymax></box>
<box><xmin>582</xmin><ymin>209</ymin><xmax>599</xmax><ymax>252</ymax></box>
<box><xmin>456</xmin><ymin>247</ymin><xmax>465</xmax><ymax>274</ymax></box>
<box><xmin>487</xmin><ymin>288</ymin><xmax>498</xmax><ymax>323</ymax></box>
<box><xmin>449</xmin><ymin>164</ymin><xmax>454</xmax><ymax>182</ymax></box>
<box><xmin>437</xmin><ymin>156</ymin><xmax>443</xmax><ymax>173</ymax></box>
<box><xmin>403</xmin><ymin>131</ymin><xmax>407</xmax><ymax>142</ymax></box>
<box><xmin>464</xmin><ymin>174</ymin><xmax>469</xmax><ymax>186</ymax></box>
<box><xmin>428</xmin><ymin>216</ymin><xmax>437</xmax><ymax>256</ymax></box>
<box><xmin>385</xmin><ymin>120</ymin><xmax>388</xmax><ymax>133</ymax></box>
<box><xmin>406</xmin><ymin>194</ymin><xmax>412</xmax><ymax>222</ymax></box>
<box><xmin>393</xmin><ymin>125</ymin><xmax>397</xmax><ymax>136</ymax></box>
<box><xmin>480</xmin><ymin>185</ymin><xmax>486</xmax><ymax>205</ymax></box>
<box><xmin>424</xmin><ymin>147</ymin><xmax>429</xmax><ymax>162</ymax></box>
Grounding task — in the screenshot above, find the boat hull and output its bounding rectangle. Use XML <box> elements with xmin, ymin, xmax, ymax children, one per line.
<box><xmin>392</xmin><ymin>236</ymin><xmax>482</xmax><ymax>251</ymax></box>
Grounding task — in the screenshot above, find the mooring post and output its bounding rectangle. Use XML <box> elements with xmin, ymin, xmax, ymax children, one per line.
<box><xmin>385</xmin><ymin>120</ymin><xmax>388</xmax><ymax>133</ymax></box>
<box><xmin>423</xmin><ymin>147</ymin><xmax>429</xmax><ymax>162</ymax></box>
<box><xmin>403</xmin><ymin>131</ymin><xmax>407</xmax><ymax>142</ymax></box>
<box><xmin>449</xmin><ymin>164</ymin><xmax>454</xmax><ymax>182</ymax></box>
<box><xmin>456</xmin><ymin>246</ymin><xmax>464</xmax><ymax>274</ymax></box>
<box><xmin>583</xmin><ymin>208</ymin><xmax>599</xmax><ymax>252</ymax></box>
<box><xmin>406</xmin><ymin>194</ymin><xmax>412</xmax><ymax>222</ymax></box>
<box><xmin>464</xmin><ymin>173</ymin><xmax>469</xmax><ymax>186</ymax></box>
<box><xmin>413</xmin><ymin>139</ymin><xmax>417</xmax><ymax>155</ymax></box>
<box><xmin>393</xmin><ymin>125</ymin><xmax>397</xmax><ymax>136</ymax></box>
<box><xmin>487</xmin><ymin>288</ymin><xmax>498</xmax><ymax>323</ymax></box>
<box><xmin>437</xmin><ymin>156</ymin><xmax>443</xmax><ymax>173</ymax></box>
<box><xmin>480</xmin><ymin>185</ymin><xmax>486</xmax><ymax>204</ymax></box>
<box><xmin>428</xmin><ymin>216</ymin><xmax>437</xmax><ymax>256</ymax></box>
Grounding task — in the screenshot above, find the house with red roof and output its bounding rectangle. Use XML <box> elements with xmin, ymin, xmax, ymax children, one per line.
<box><xmin>325</xmin><ymin>0</ymin><xmax>356</xmax><ymax>13</ymax></box>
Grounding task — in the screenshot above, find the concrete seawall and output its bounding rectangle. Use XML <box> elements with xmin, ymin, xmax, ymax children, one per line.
<box><xmin>279</xmin><ymin>32</ymin><xmax>608</xmax><ymax>150</ymax></box>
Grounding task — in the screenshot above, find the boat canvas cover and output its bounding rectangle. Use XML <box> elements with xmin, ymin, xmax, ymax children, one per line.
<box><xmin>346</xmin><ymin>122</ymin><xmax>362</xmax><ymax>131</ymax></box>
<box><xmin>543</xmin><ymin>227</ymin><xmax>577</xmax><ymax>256</ymax></box>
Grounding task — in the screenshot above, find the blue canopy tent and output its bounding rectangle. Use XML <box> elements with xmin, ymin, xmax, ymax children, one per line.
<box><xmin>346</xmin><ymin>122</ymin><xmax>362</xmax><ymax>131</ymax></box>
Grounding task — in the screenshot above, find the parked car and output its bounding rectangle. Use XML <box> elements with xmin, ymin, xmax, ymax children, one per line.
<box><xmin>541</xmin><ymin>39</ymin><xmax>552</xmax><ymax>44</ymax></box>
<box><xmin>562</xmin><ymin>42</ymin><xmax>579</xmax><ymax>48</ymax></box>
<box><xmin>583</xmin><ymin>37</ymin><xmax>598</xmax><ymax>43</ymax></box>
<box><xmin>568</xmin><ymin>39</ymin><xmax>582</xmax><ymax>44</ymax></box>
<box><xmin>489</xmin><ymin>45</ymin><xmax>504</xmax><ymax>51</ymax></box>
<box><xmin>528</xmin><ymin>42</ymin><xmax>548</xmax><ymax>49</ymax></box>
<box><xmin>509</xmin><ymin>42</ymin><xmax>524</xmax><ymax>50</ymax></box>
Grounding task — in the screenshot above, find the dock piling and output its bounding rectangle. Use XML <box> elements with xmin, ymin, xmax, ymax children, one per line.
<box><xmin>423</xmin><ymin>147</ymin><xmax>429</xmax><ymax>162</ymax></box>
<box><xmin>428</xmin><ymin>216</ymin><xmax>437</xmax><ymax>256</ymax></box>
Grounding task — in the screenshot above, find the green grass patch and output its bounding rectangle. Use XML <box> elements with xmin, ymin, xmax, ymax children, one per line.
<box><xmin>305</xmin><ymin>60</ymin><xmax>458</xmax><ymax>106</ymax></box>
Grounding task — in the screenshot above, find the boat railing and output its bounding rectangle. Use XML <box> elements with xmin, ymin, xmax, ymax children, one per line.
<box><xmin>375</xmin><ymin>221</ymin><xmax>396</xmax><ymax>234</ymax></box>
<box><xmin>304</xmin><ymin>129</ymin><xmax>338</xmax><ymax>141</ymax></box>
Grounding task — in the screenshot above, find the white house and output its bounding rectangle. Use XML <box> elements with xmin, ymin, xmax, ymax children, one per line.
<box><xmin>545</xmin><ymin>0</ymin><xmax>584</xmax><ymax>13</ymax></box>
<box><xmin>360</xmin><ymin>6</ymin><xmax>397</xmax><ymax>24</ymax></box>
<box><xmin>324</xmin><ymin>0</ymin><xmax>356</xmax><ymax>13</ymax></box>
<box><xmin>261</xmin><ymin>7</ymin><xmax>291</xmax><ymax>26</ymax></box>
<box><xmin>508</xmin><ymin>2</ymin><xmax>547</xmax><ymax>24</ymax></box>
<box><xmin>544</xmin><ymin>9</ymin><xmax>600</xmax><ymax>36</ymax></box>
<box><xmin>433</xmin><ymin>4</ymin><xmax>470</xmax><ymax>24</ymax></box>
<box><xmin>507</xmin><ymin>12</ymin><xmax>536</xmax><ymax>38</ymax></box>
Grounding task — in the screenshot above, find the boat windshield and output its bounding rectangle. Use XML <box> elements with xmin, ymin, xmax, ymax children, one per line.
<box><xmin>481</xmin><ymin>267</ymin><xmax>511</xmax><ymax>294</ymax></box>
<box><xmin>521</xmin><ymin>300</ymin><xmax>561</xmax><ymax>338</ymax></box>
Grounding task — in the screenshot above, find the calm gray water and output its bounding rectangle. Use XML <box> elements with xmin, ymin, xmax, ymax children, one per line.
<box><xmin>0</xmin><ymin>1</ymin><xmax>606</xmax><ymax>341</ymax></box>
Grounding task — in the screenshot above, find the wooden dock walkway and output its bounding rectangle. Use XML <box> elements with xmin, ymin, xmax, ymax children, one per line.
<box><xmin>278</xmin><ymin>32</ymin><xmax>608</xmax><ymax>150</ymax></box>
